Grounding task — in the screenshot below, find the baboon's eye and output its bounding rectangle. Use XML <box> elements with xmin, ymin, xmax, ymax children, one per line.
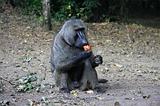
<box><xmin>74</xmin><ymin>33</ymin><xmax>78</xmax><ymax>41</ymax></box>
<box><xmin>74</xmin><ymin>29</ymin><xmax>84</xmax><ymax>41</ymax></box>
<box><xmin>75</xmin><ymin>28</ymin><xmax>85</xmax><ymax>32</ymax></box>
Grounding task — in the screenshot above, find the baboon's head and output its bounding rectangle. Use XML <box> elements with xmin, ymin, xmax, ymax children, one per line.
<box><xmin>59</xmin><ymin>19</ymin><xmax>90</xmax><ymax>50</ymax></box>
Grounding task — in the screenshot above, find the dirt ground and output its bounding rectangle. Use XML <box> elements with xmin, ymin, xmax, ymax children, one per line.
<box><xmin>0</xmin><ymin>13</ymin><xmax>160</xmax><ymax>106</ymax></box>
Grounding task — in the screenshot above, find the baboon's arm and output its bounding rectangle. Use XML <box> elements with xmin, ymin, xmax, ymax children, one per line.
<box><xmin>55</xmin><ymin>51</ymin><xmax>91</xmax><ymax>72</ymax></box>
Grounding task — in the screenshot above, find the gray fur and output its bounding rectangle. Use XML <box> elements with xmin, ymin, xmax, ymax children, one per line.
<box><xmin>50</xmin><ymin>19</ymin><xmax>101</xmax><ymax>92</ymax></box>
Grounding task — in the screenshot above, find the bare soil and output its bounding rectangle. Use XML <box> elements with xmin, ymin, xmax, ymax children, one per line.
<box><xmin>0</xmin><ymin>13</ymin><xmax>160</xmax><ymax>106</ymax></box>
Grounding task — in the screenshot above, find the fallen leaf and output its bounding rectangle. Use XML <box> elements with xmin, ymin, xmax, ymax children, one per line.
<box><xmin>71</xmin><ymin>90</ymin><xmax>78</xmax><ymax>96</ymax></box>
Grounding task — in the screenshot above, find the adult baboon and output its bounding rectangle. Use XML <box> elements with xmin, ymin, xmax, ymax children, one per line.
<box><xmin>50</xmin><ymin>19</ymin><xmax>103</xmax><ymax>93</ymax></box>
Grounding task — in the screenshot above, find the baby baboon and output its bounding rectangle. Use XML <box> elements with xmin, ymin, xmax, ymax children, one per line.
<box><xmin>50</xmin><ymin>19</ymin><xmax>103</xmax><ymax>93</ymax></box>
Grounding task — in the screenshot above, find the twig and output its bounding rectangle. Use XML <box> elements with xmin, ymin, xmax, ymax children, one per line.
<box><xmin>0</xmin><ymin>76</ymin><xmax>15</xmax><ymax>85</ymax></box>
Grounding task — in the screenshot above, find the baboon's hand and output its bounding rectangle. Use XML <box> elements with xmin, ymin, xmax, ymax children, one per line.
<box><xmin>83</xmin><ymin>45</ymin><xmax>92</xmax><ymax>51</ymax></box>
<box><xmin>94</xmin><ymin>55</ymin><xmax>103</xmax><ymax>65</ymax></box>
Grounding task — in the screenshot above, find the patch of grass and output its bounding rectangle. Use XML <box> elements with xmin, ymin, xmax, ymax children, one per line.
<box><xmin>15</xmin><ymin>73</ymin><xmax>37</xmax><ymax>92</ymax></box>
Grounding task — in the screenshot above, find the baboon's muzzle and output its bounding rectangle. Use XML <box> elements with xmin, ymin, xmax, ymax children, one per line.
<box><xmin>75</xmin><ymin>30</ymin><xmax>89</xmax><ymax>48</ymax></box>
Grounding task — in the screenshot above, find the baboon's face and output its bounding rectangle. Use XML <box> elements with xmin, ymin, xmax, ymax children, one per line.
<box><xmin>61</xmin><ymin>19</ymin><xmax>89</xmax><ymax>50</ymax></box>
<box><xmin>74</xmin><ymin>28</ymin><xmax>89</xmax><ymax>49</ymax></box>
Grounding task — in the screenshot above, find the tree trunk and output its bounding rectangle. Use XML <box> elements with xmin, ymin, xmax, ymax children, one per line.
<box><xmin>43</xmin><ymin>0</ymin><xmax>52</xmax><ymax>30</ymax></box>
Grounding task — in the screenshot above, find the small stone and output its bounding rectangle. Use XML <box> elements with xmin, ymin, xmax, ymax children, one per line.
<box><xmin>143</xmin><ymin>95</ymin><xmax>150</xmax><ymax>99</ymax></box>
<box><xmin>28</xmin><ymin>99</ymin><xmax>38</xmax><ymax>106</ymax></box>
<box><xmin>86</xmin><ymin>90</ymin><xmax>94</xmax><ymax>94</ymax></box>
<box><xmin>114</xmin><ymin>101</ymin><xmax>120</xmax><ymax>106</ymax></box>
<box><xmin>105</xmin><ymin>67</ymin><xmax>109</xmax><ymax>71</ymax></box>
<box><xmin>96</xmin><ymin>96</ymin><xmax>103</xmax><ymax>100</ymax></box>
<box><xmin>114</xmin><ymin>63</ymin><xmax>123</xmax><ymax>68</ymax></box>
<box><xmin>3</xmin><ymin>100</ymin><xmax>10</xmax><ymax>105</ymax></box>
<box><xmin>125</xmin><ymin>97</ymin><xmax>133</xmax><ymax>100</ymax></box>
<box><xmin>15</xmin><ymin>64</ymin><xmax>21</xmax><ymax>67</ymax></box>
<box><xmin>10</xmin><ymin>94</ymin><xmax>15</xmax><ymax>96</ymax></box>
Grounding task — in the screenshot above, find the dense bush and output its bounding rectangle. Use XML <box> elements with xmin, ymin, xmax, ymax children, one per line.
<box><xmin>0</xmin><ymin>0</ymin><xmax>42</xmax><ymax>15</ymax></box>
<box><xmin>51</xmin><ymin>0</ymin><xmax>100</xmax><ymax>21</ymax></box>
<box><xmin>1</xmin><ymin>0</ymin><xmax>160</xmax><ymax>22</ymax></box>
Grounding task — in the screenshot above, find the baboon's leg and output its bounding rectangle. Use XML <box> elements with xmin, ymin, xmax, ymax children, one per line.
<box><xmin>59</xmin><ymin>73</ymin><xmax>70</xmax><ymax>93</ymax></box>
<box><xmin>80</xmin><ymin>59</ymin><xmax>98</xmax><ymax>90</ymax></box>
<box><xmin>54</xmin><ymin>70</ymin><xmax>60</xmax><ymax>86</ymax></box>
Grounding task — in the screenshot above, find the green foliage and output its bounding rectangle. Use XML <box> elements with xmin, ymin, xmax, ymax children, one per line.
<box><xmin>82</xmin><ymin>0</ymin><xmax>99</xmax><ymax>14</ymax></box>
<box><xmin>2</xmin><ymin>0</ymin><xmax>160</xmax><ymax>22</ymax></box>
<box><xmin>52</xmin><ymin>0</ymin><xmax>100</xmax><ymax>21</ymax></box>
<box><xmin>0</xmin><ymin>0</ymin><xmax>6</xmax><ymax>7</ymax></box>
<box><xmin>16</xmin><ymin>73</ymin><xmax>37</xmax><ymax>92</ymax></box>
<box><xmin>54</xmin><ymin>0</ymin><xmax>73</xmax><ymax>21</ymax></box>
<box><xmin>81</xmin><ymin>0</ymin><xmax>100</xmax><ymax>20</ymax></box>
<box><xmin>15</xmin><ymin>0</ymin><xmax>43</xmax><ymax>16</ymax></box>
<box><xmin>50</xmin><ymin>0</ymin><xmax>160</xmax><ymax>22</ymax></box>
